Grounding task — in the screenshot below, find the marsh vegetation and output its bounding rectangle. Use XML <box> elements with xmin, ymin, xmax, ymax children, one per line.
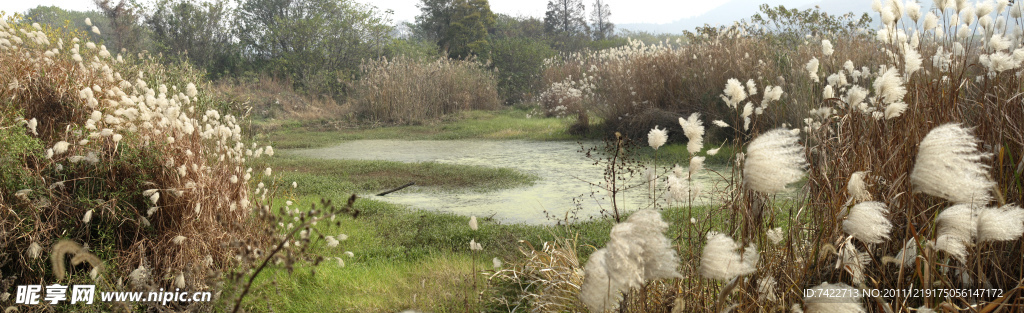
<box><xmin>3</xmin><ymin>0</ymin><xmax>1024</xmax><ymax>312</ymax></box>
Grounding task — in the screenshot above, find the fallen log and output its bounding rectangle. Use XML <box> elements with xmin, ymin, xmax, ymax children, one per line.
<box><xmin>376</xmin><ymin>182</ymin><xmax>415</xmax><ymax>196</ymax></box>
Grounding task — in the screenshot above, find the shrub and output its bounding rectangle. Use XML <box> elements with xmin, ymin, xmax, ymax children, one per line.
<box><xmin>0</xmin><ymin>15</ymin><xmax>275</xmax><ymax>310</ymax></box>
<box><xmin>486</xmin><ymin>37</ymin><xmax>556</xmax><ymax>104</ymax></box>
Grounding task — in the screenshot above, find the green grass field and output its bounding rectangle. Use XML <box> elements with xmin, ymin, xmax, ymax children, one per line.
<box><xmin>260</xmin><ymin>108</ymin><xmax>589</xmax><ymax>150</ymax></box>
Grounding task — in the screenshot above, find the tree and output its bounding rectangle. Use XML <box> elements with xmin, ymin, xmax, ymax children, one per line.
<box><xmin>93</xmin><ymin>0</ymin><xmax>147</xmax><ymax>52</ymax></box>
<box><xmin>234</xmin><ymin>0</ymin><xmax>393</xmax><ymax>95</ymax></box>
<box><xmin>589</xmin><ymin>0</ymin><xmax>613</xmax><ymax>40</ymax></box>
<box><xmin>145</xmin><ymin>0</ymin><xmax>235</xmax><ymax>76</ymax></box>
<box><xmin>485</xmin><ymin>37</ymin><xmax>554</xmax><ymax>104</ymax></box>
<box><xmin>491</xmin><ymin>14</ymin><xmax>545</xmax><ymax>40</ymax></box>
<box><xmin>24</xmin><ymin>6</ymin><xmax>108</xmax><ymax>43</ymax></box>
<box><xmin>543</xmin><ymin>0</ymin><xmax>588</xmax><ymax>37</ymax></box>
<box><xmin>415</xmin><ymin>0</ymin><xmax>454</xmax><ymax>42</ymax></box>
<box><xmin>415</xmin><ymin>0</ymin><xmax>494</xmax><ymax>58</ymax></box>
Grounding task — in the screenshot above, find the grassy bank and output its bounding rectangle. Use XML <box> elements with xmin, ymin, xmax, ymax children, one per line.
<box><xmin>241</xmin><ymin>105</ymin><xmax>747</xmax><ymax>312</ymax></box>
<box><xmin>260</xmin><ymin>108</ymin><xmax>593</xmax><ymax>149</ymax></box>
<box><xmin>242</xmin><ymin>171</ymin><xmax>613</xmax><ymax>312</ymax></box>
<box><xmin>242</xmin><ymin>147</ymin><xmax>722</xmax><ymax>312</ymax></box>
<box><xmin>268</xmin><ymin>154</ymin><xmax>538</xmax><ymax>195</ymax></box>
<box><xmin>242</xmin><ymin>193</ymin><xmax>718</xmax><ymax>312</ymax></box>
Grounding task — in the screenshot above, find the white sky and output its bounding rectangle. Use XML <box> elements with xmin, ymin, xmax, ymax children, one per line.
<box><xmin>2</xmin><ymin>0</ymin><xmax>734</xmax><ymax>25</ymax></box>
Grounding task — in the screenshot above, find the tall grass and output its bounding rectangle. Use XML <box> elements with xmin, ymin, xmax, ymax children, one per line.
<box><xmin>352</xmin><ymin>56</ymin><xmax>500</xmax><ymax>125</ymax></box>
<box><xmin>213</xmin><ymin>74</ymin><xmax>346</xmax><ymax>121</ymax></box>
<box><xmin>540</xmin><ymin>18</ymin><xmax>885</xmax><ymax>142</ymax></box>
<box><xmin>521</xmin><ymin>1</ymin><xmax>1024</xmax><ymax>312</ymax></box>
<box><xmin>0</xmin><ymin>15</ymin><xmax>285</xmax><ymax>310</ymax></box>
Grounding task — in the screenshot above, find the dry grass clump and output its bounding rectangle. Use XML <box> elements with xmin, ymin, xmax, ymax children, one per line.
<box><xmin>352</xmin><ymin>56</ymin><xmax>500</xmax><ymax>125</ymax></box>
<box><xmin>496</xmin><ymin>236</ymin><xmax>588</xmax><ymax>313</ymax></box>
<box><xmin>0</xmin><ymin>15</ymin><xmax>275</xmax><ymax>309</ymax></box>
<box><xmin>212</xmin><ymin>74</ymin><xmax>347</xmax><ymax>122</ymax></box>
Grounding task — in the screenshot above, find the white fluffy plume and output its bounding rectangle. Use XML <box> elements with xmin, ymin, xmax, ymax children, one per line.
<box><xmin>935</xmin><ymin>204</ymin><xmax>979</xmax><ymax>262</ymax></box>
<box><xmin>873</xmin><ymin>68</ymin><xmax>906</xmax><ymax>105</ymax></box>
<box><xmin>580</xmin><ymin>210</ymin><xmax>679</xmax><ymax>311</ymax></box>
<box><xmin>977</xmin><ymin>205</ymin><xmax>1024</xmax><ymax>242</ymax></box>
<box><xmin>722</xmin><ymin>78</ymin><xmax>748</xmax><ymax>109</ymax></box>
<box><xmin>580</xmin><ymin>249</ymin><xmax>617</xmax><ymax>312</ymax></box>
<box><xmin>743</xmin><ymin>129</ymin><xmax>807</xmax><ymax>193</ymax></box>
<box><xmin>700</xmin><ymin>231</ymin><xmax>757</xmax><ymax>281</ymax></box>
<box><xmin>625</xmin><ymin>210</ymin><xmax>681</xmax><ymax>280</ymax></box>
<box><xmin>648</xmin><ymin>126</ymin><xmax>668</xmax><ymax>150</ymax></box>
<box><xmin>842</xmin><ymin>201</ymin><xmax>892</xmax><ymax>244</ymax></box>
<box><xmin>679</xmin><ymin>113</ymin><xmax>704</xmax><ymax>154</ymax></box>
<box><xmin>847</xmin><ymin>171</ymin><xmax>872</xmax><ymax>202</ymax></box>
<box><xmin>910</xmin><ymin>123</ymin><xmax>994</xmax><ymax>205</ymax></box>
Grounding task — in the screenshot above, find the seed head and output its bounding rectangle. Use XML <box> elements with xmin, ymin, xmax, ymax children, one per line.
<box><xmin>744</xmin><ymin>129</ymin><xmax>807</xmax><ymax>193</ymax></box>
<box><xmin>910</xmin><ymin>124</ymin><xmax>994</xmax><ymax>205</ymax></box>
<box><xmin>842</xmin><ymin>201</ymin><xmax>893</xmax><ymax>244</ymax></box>
<box><xmin>700</xmin><ymin>231</ymin><xmax>757</xmax><ymax>281</ymax></box>
<box><xmin>647</xmin><ymin>126</ymin><xmax>667</xmax><ymax>150</ymax></box>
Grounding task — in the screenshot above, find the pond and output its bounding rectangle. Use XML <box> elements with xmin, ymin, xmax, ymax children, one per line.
<box><xmin>292</xmin><ymin>140</ymin><xmax>732</xmax><ymax>224</ymax></box>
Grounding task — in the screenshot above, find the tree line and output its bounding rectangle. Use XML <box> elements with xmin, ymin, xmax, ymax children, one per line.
<box><xmin>19</xmin><ymin>0</ymin><xmax>628</xmax><ymax>104</ymax></box>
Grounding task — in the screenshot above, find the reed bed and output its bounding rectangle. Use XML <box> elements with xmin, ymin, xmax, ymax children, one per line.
<box><xmin>352</xmin><ymin>56</ymin><xmax>500</xmax><ymax>125</ymax></box>
<box><xmin>0</xmin><ymin>16</ymin><xmax>285</xmax><ymax>311</ymax></box>
<box><xmin>520</xmin><ymin>1</ymin><xmax>1024</xmax><ymax>312</ymax></box>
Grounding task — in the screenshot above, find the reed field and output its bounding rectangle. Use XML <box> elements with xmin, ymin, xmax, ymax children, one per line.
<box><xmin>2</xmin><ymin>0</ymin><xmax>1024</xmax><ymax>312</ymax></box>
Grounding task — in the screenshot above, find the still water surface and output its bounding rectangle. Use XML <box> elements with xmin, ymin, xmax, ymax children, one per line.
<box><xmin>292</xmin><ymin>140</ymin><xmax>729</xmax><ymax>224</ymax></box>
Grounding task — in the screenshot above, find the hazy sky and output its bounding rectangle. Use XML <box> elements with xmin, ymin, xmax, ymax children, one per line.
<box><xmin>2</xmin><ymin>0</ymin><xmax>820</xmax><ymax>25</ymax></box>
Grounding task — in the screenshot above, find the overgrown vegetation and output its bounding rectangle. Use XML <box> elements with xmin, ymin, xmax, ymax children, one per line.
<box><xmin>0</xmin><ymin>16</ymin><xmax>339</xmax><ymax>312</ymax></box>
<box><xmin>7</xmin><ymin>0</ymin><xmax>1024</xmax><ymax>312</ymax></box>
<box><xmin>518</xmin><ymin>1</ymin><xmax>1024</xmax><ymax>312</ymax></box>
<box><xmin>352</xmin><ymin>56</ymin><xmax>500</xmax><ymax>125</ymax></box>
<box><xmin>539</xmin><ymin>4</ymin><xmax>878</xmax><ymax>142</ymax></box>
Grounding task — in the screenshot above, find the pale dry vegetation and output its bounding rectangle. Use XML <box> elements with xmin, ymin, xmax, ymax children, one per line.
<box><xmin>0</xmin><ymin>16</ymin><xmax>355</xmax><ymax>312</ymax></box>
<box><xmin>513</xmin><ymin>1</ymin><xmax>1024</xmax><ymax>312</ymax></box>
<box><xmin>352</xmin><ymin>56</ymin><xmax>501</xmax><ymax>125</ymax></box>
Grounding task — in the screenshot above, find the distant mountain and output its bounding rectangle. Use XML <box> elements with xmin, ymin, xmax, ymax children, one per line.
<box><xmin>617</xmin><ymin>0</ymin><xmax>874</xmax><ymax>35</ymax></box>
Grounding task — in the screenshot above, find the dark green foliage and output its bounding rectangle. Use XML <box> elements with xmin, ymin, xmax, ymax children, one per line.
<box><xmin>0</xmin><ymin>107</ymin><xmax>43</xmax><ymax>192</ymax></box>
<box><xmin>233</xmin><ymin>0</ymin><xmax>393</xmax><ymax>96</ymax></box>
<box><xmin>544</xmin><ymin>0</ymin><xmax>590</xmax><ymax>51</ymax></box>
<box><xmin>23</xmin><ymin>6</ymin><xmax>107</xmax><ymax>43</ymax></box>
<box><xmin>485</xmin><ymin>37</ymin><xmax>555</xmax><ymax>104</ymax></box>
<box><xmin>386</xmin><ymin>36</ymin><xmax>444</xmax><ymax>60</ymax></box>
<box><xmin>415</xmin><ymin>0</ymin><xmax>495</xmax><ymax>58</ymax></box>
<box><xmin>144</xmin><ymin>0</ymin><xmax>238</xmax><ymax>78</ymax></box>
<box><xmin>543</xmin><ymin>0</ymin><xmax>588</xmax><ymax>37</ymax></box>
<box><xmin>491</xmin><ymin>14</ymin><xmax>545</xmax><ymax>40</ymax></box>
<box><xmin>93</xmin><ymin>0</ymin><xmax>149</xmax><ymax>53</ymax></box>
<box><xmin>444</xmin><ymin>0</ymin><xmax>495</xmax><ymax>58</ymax></box>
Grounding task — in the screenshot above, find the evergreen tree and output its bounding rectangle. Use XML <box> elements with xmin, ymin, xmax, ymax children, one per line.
<box><xmin>543</xmin><ymin>0</ymin><xmax>588</xmax><ymax>37</ymax></box>
<box><xmin>589</xmin><ymin>0</ymin><xmax>613</xmax><ymax>40</ymax></box>
<box><xmin>415</xmin><ymin>0</ymin><xmax>494</xmax><ymax>58</ymax></box>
